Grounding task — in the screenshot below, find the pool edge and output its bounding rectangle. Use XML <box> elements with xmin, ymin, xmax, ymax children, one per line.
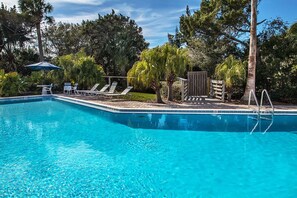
<box><xmin>1</xmin><ymin>95</ymin><xmax>297</xmax><ymax>115</ymax></box>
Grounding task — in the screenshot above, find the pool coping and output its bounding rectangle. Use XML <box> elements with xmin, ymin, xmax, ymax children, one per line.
<box><xmin>2</xmin><ymin>95</ymin><xmax>297</xmax><ymax>115</ymax></box>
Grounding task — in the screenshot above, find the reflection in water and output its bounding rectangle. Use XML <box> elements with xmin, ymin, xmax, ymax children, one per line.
<box><xmin>105</xmin><ymin>112</ymin><xmax>297</xmax><ymax>133</ymax></box>
<box><xmin>53</xmin><ymin>98</ymin><xmax>297</xmax><ymax>133</ymax></box>
<box><xmin>108</xmin><ymin>112</ymin><xmax>297</xmax><ymax>133</ymax></box>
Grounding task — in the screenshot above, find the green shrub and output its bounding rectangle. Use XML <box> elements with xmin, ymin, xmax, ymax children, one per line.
<box><xmin>54</xmin><ymin>50</ymin><xmax>106</xmax><ymax>89</ymax></box>
<box><xmin>161</xmin><ymin>81</ymin><xmax>182</xmax><ymax>101</ymax></box>
<box><xmin>23</xmin><ymin>72</ymin><xmax>45</xmax><ymax>93</ymax></box>
<box><xmin>0</xmin><ymin>70</ymin><xmax>25</xmax><ymax>97</ymax></box>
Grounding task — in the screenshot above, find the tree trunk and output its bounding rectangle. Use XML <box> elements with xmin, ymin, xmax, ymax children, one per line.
<box><xmin>241</xmin><ymin>0</ymin><xmax>257</xmax><ymax>102</ymax></box>
<box><xmin>167</xmin><ymin>82</ymin><xmax>173</xmax><ymax>101</ymax></box>
<box><xmin>36</xmin><ymin>23</ymin><xmax>44</xmax><ymax>62</ymax></box>
<box><xmin>167</xmin><ymin>73</ymin><xmax>175</xmax><ymax>101</ymax></box>
<box><xmin>155</xmin><ymin>88</ymin><xmax>164</xmax><ymax>103</ymax></box>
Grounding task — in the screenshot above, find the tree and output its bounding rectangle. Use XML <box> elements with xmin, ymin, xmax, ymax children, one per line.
<box><xmin>44</xmin><ymin>22</ymin><xmax>85</xmax><ymax>56</ymax></box>
<box><xmin>241</xmin><ymin>0</ymin><xmax>257</xmax><ymax>101</ymax></box>
<box><xmin>168</xmin><ymin>27</ymin><xmax>182</xmax><ymax>48</ymax></box>
<box><xmin>18</xmin><ymin>0</ymin><xmax>53</xmax><ymax>61</ymax></box>
<box><xmin>128</xmin><ymin>48</ymin><xmax>165</xmax><ymax>103</ymax></box>
<box><xmin>257</xmin><ymin>21</ymin><xmax>297</xmax><ymax>100</ymax></box>
<box><xmin>180</xmin><ymin>0</ymin><xmax>251</xmax><ymax>48</ymax></box>
<box><xmin>163</xmin><ymin>44</ymin><xmax>188</xmax><ymax>101</ymax></box>
<box><xmin>128</xmin><ymin>44</ymin><xmax>188</xmax><ymax>102</ymax></box>
<box><xmin>0</xmin><ymin>3</ymin><xmax>32</xmax><ymax>72</ymax></box>
<box><xmin>179</xmin><ymin>0</ymin><xmax>252</xmax><ymax>75</ymax></box>
<box><xmin>82</xmin><ymin>10</ymin><xmax>148</xmax><ymax>76</ymax></box>
<box><xmin>215</xmin><ymin>55</ymin><xmax>246</xmax><ymax>100</ymax></box>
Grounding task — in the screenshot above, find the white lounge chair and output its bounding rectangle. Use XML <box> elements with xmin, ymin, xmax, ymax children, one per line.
<box><xmin>43</xmin><ymin>83</ymin><xmax>53</xmax><ymax>95</ymax></box>
<box><xmin>90</xmin><ymin>81</ymin><xmax>118</xmax><ymax>96</ymax></box>
<box><xmin>86</xmin><ymin>84</ymin><xmax>110</xmax><ymax>95</ymax></box>
<box><xmin>72</xmin><ymin>83</ymin><xmax>78</xmax><ymax>94</ymax></box>
<box><xmin>77</xmin><ymin>83</ymin><xmax>100</xmax><ymax>95</ymax></box>
<box><xmin>107</xmin><ymin>81</ymin><xmax>118</xmax><ymax>94</ymax></box>
<box><xmin>97</xmin><ymin>84</ymin><xmax>110</xmax><ymax>94</ymax></box>
<box><xmin>103</xmin><ymin>86</ymin><xmax>133</xmax><ymax>97</ymax></box>
<box><xmin>64</xmin><ymin>82</ymin><xmax>72</xmax><ymax>94</ymax></box>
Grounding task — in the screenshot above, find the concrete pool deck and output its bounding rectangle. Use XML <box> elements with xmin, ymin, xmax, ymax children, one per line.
<box><xmin>56</xmin><ymin>94</ymin><xmax>297</xmax><ymax>113</ymax></box>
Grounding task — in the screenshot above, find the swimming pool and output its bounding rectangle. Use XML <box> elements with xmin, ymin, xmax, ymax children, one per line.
<box><xmin>0</xmin><ymin>97</ymin><xmax>297</xmax><ymax>197</ymax></box>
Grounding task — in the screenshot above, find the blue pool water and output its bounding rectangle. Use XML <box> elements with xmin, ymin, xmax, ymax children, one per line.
<box><xmin>0</xmin><ymin>98</ymin><xmax>297</xmax><ymax>197</ymax></box>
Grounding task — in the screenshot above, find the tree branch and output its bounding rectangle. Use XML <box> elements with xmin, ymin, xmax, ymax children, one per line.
<box><xmin>222</xmin><ymin>32</ymin><xmax>249</xmax><ymax>48</ymax></box>
<box><xmin>257</xmin><ymin>19</ymin><xmax>266</xmax><ymax>25</ymax></box>
<box><xmin>234</xmin><ymin>26</ymin><xmax>250</xmax><ymax>33</ymax></box>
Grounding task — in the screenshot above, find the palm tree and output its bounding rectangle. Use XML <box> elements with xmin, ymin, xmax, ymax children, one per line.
<box><xmin>241</xmin><ymin>0</ymin><xmax>257</xmax><ymax>101</ymax></box>
<box><xmin>128</xmin><ymin>48</ymin><xmax>165</xmax><ymax>103</ymax></box>
<box><xmin>18</xmin><ymin>0</ymin><xmax>53</xmax><ymax>62</ymax></box>
<box><xmin>215</xmin><ymin>55</ymin><xmax>246</xmax><ymax>100</ymax></box>
<box><xmin>164</xmin><ymin>44</ymin><xmax>188</xmax><ymax>101</ymax></box>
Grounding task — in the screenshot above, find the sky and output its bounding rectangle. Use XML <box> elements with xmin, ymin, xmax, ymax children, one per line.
<box><xmin>1</xmin><ymin>0</ymin><xmax>297</xmax><ymax>47</ymax></box>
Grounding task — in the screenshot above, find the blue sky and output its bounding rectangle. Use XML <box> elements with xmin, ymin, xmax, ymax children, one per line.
<box><xmin>2</xmin><ymin>0</ymin><xmax>297</xmax><ymax>47</ymax></box>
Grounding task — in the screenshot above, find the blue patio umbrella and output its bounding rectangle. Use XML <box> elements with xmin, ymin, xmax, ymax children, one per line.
<box><xmin>25</xmin><ymin>61</ymin><xmax>61</xmax><ymax>71</ymax></box>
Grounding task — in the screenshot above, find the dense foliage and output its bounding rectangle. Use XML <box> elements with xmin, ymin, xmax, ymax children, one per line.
<box><xmin>257</xmin><ymin>21</ymin><xmax>297</xmax><ymax>101</ymax></box>
<box><xmin>0</xmin><ymin>4</ymin><xmax>34</xmax><ymax>73</ymax></box>
<box><xmin>215</xmin><ymin>55</ymin><xmax>246</xmax><ymax>99</ymax></box>
<box><xmin>0</xmin><ymin>3</ymin><xmax>147</xmax><ymax>96</ymax></box>
<box><xmin>179</xmin><ymin>1</ymin><xmax>297</xmax><ymax>102</ymax></box>
<box><xmin>52</xmin><ymin>50</ymin><xmax>105</xmax><ymax>89</ymax></box>
<box><xmin>0</xmin><ymin>70</ymin><xmax>24</xmax><ymax>96</ymax></box>
<box><xmin>128</xmin><ymin>44</ymin><xmax>188</xmax><ymax>103</ymax></box>
<box><xmin>44</xmin><ymin>22</ymin><xmax>85</xmax><ymax>56</ymax></box>
<box><xmin>82</xmin><ymin>10</ymin><xmax>149</xmax><ymax>76</ymax></box>
<box><xmin>180</xmin><ymin>1</ymin><xmax>251</xmax><ymax>73</ymax></box>
<box><xmin>128</xmin><ymin>47</ymin><xmax>165</xmax><ymax>103</ymax></box>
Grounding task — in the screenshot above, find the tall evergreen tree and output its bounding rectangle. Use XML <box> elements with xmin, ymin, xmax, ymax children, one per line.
<box><xmin>83</xmin><ymin>10</ymin><xmax>148</xmax><ymax>76</ymax></box>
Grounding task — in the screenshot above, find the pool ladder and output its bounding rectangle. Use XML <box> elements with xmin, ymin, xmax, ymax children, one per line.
<box><xmin>248</xmin><ymin>89</ymin><xmax>274</xmax><ymax>133</ymax></box>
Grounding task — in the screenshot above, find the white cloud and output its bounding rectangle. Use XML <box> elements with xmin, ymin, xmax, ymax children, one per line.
<box><xmin>0</xmin><ymin>0</ymin><xmax>189</xmax><ymax>47</ymax></box>
<box><xmin>0</xmin><ymin>0</ymin><xmax>105</xmax><ymax>9</ymax></box>
<box><xmin>53</xmin><ymin>3</ymin><xmax>184</xmax><ymax>47</ymax></box>
<box><xmin>50</xmin><ymin>0</ymin><xmax>105</xmax><ymax>6</ymax></box>
<box><xmin>55</xmin><ymin>12</ymin><xmax>98</xmax><ymax>23</ymax></box>
<box><xmin>1</xmin><ymin>0</ymin><xmax>18</xmax><ymax>8</ymax></box>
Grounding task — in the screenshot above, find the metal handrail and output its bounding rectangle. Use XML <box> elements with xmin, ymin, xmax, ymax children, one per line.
<box><xmin>248</xmin><ymin>90</ymin><xmax>260</xmax><ymax>111</ymax></box>
<box><xmin>248</xmin><ymin>89</ymin><xmax>274</xmax><ymax>134</ymax></box>
<box><xmin>260</xmin><ymin>89</ymin><xmax>274</xmax><ymax>115</ymax></box>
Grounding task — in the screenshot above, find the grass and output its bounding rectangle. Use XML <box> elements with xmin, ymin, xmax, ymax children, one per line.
<box><xmin>123</xmin><ymin>92</ymin><xmax>156</xmax><ymax>102</ymax></box>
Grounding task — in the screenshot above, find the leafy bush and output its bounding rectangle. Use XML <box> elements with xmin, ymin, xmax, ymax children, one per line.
<box><xmin>23</xmin><ymin>72</ymin><xmax>46</xmax><ymax>93</ymax></box>
<box><xmin>53</xmin><ymin>50</ymin><xmax>105</xmax><ymax>89</ymax></box>
<box><xmin>215</xmin><ymin>55</ymin><xmax>246</xmax><ymax>98</ymax></box>
<box><xmin>161</xmin><ymin>81</ymin><xmax>182</xmax><ymax>101</ymax></box>
<box><xmin>0</xmin><ymin>70</ymin><xmax>25</xmax><ymax>97</ymax></box>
